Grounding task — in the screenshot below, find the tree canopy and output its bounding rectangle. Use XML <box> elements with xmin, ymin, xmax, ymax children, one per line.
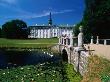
<box><xmin>83</xmin><ymin>0</ymin><xmax>110</xmax><ymax>38</ymax></box>
<box><xmin>2</xmin><ymin>19</ymin><xmax>28</xmax><ymax>39</ymax></box>
<box><xmin>74</xmin><ymin>0</ymin><xmax>110</xmax><ymax>42</ymax></box>
<box><xmin>0</xmin><ymin>28</ymin><xmax>1</xmax><ymax>37</ymax></box>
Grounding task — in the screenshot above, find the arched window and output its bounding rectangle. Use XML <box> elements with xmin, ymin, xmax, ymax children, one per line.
<box><xmin>64</xmin><ymin>39</ymin><xmax>66</xmax><ymax>45</ymax></box>
<box><xmin>68</xmin><ymin>39</ymin><xmax>70</xmax><ymax>45</ymax></box>
<box><xmin>62</xmin><ymin>38</ymin><xmax>63</xmax><ymax>44</ymax></box>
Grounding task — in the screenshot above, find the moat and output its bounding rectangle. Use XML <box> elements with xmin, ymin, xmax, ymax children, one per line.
<box><xmin>0</xmin><ymin>49</ymin><xmax>61</xmax><ymax>69</ymax></box>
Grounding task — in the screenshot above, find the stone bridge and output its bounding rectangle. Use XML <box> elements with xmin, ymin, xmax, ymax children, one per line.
<box><xmin>58</xmin><ymin>27</ymin><xmax>90</xmax><ymax>76</ymax></box>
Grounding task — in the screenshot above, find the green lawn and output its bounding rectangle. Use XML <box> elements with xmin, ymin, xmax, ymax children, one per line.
<box><xmin>0</xmin><ymin>38</ymin><xmax>58</xmax><ymax>49</ymax></box>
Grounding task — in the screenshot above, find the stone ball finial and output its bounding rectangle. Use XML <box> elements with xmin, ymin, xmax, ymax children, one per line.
<box><xmin>79</xmin><ymin>26</ymin><xmax>83</xmax><ymax>33</ymax></box>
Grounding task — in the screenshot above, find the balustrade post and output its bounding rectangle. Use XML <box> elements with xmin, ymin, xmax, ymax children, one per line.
<box><xmin>90</xmin><ymin>36</ymin><xmax>93</xmax><ymax>44</ymax></box>
<box><xmin>104</xmin><ymin>40</ymin><xmax>107</xmax><ymax>45</ymax></box>
<box><xmin>96</xmin><ymin>36</ymin><xmax>99</xmax><ymax>44</ymax></box>
<box><xmin>78</xmin><ymin>26</ymin><xmax>84</xmax><ymax>50</ymax></box>
<box><xmin>59</xmin><ymin>36</ymin><xmax>61</xmax><ymax>45</ymax></box>
<box><xmin>70</xmin><ymin>34</ymin><xmax>73</xmax><ymax>46</ymax></box>
<box><xmin>66</xmin><ymin>38</ymin><xmax>68</xmax><ymax>46</ymax></box>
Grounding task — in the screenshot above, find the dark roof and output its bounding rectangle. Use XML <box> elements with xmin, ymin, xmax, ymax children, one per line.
<box><xmin>59</xmin><ymin>26</ymin><xmax>73</xmax><ymax>29</ymax></box>
<box><xmin>28</xmin><ymin>25</ymin><xmax>73</xmax><ymax>29</ymax></box>
<box><xmin>28</xmin><ymin>25</ymin><xmax>52</xmax><ymax>29</ymax></box>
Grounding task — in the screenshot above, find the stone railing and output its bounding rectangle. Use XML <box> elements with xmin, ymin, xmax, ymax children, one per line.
<box><xmin>59</xmin><ymin>26</ymin><xmax>90</xmax><ymax>76</ymax></box>
<box><xmin>90</xmin><ymin>36</ymin><xmax>110</xmax><ymax>45</ymax></box>
<box><xmin>99</xmin><ymin>39</ymin><xmax>110</xmax><ymax>45</ymax></box>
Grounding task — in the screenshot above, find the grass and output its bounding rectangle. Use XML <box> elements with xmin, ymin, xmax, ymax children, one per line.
<box><xmin>81</xmin><ymin>55</ymin><xmax>110</xmax><ymax>82</ymax></box>
<box><xmin>0</xmin><ymin>38</ymin><xmax>58</xmax><ymax>49</ymax></box>
<box><xmin>62</xmin><ymin>62</ymin><xmax>82</xmax><ymax>82</ymax></box>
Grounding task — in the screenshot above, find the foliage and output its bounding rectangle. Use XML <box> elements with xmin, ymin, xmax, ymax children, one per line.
<box><xmin>82</xmin><ymin>0</ymin><xmax>110</xmax><ymax>39</ymax></box>
<box><xmin>62</xmin><ymin>62</ymin><xmax>82</xmax><ymax>82</ymax></box>
<box><xmin>0</xmin><ymin>61</ymin><xmax>82</xmax><ymax>82</ymax></box>
<box><xmin>0</xmin><ymin>62</ymin><xmax>63</xmax><ymax>82</ymax></box>
<box><xmin>81</xmin><ymin>55</ymin><xmax>110</xmax><ymax>82</ymax></box>
<box><xmin>74</xmin><ymin>0</ymin><xmax>110</xmax><ymax>42</ymax></box>
<box><xmin>2</xmin><ymin>19</ymin><xmax>28</xmax><ymax>39</ymax></box>
<box><xmin>74</xmin><ymin>23</ymin><xmax>91</xmax><ymax>43</ymax></box>
<box><xmin>0</xmin><ymin>28</ymin><xmax>1</xmax><ymax>37</ymax></box>
<box><xmin>73</xmin><ymin>23</ymin><xmax>80</xmax><ymax>37</ymax></box>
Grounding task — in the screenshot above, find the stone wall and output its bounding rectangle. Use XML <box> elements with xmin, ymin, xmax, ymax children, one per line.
<box><xmin>85</xmin><ymin>44</ymin><xmax>110</xmax><ymax>60</ymax></box>
<box><xmin>70</xmin><ymin>47</ymin><xmax>89</xmax><ymax>76</ymax></box>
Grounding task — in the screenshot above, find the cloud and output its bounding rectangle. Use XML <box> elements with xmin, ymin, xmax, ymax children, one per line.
<box><xmin>0</xmin><ymin>0</ymin><xmax>73</xmax><ymax>20</ymax></box>
<box><xmin>0</xmin><ymin>9</ymin><xmax>73</xmax><ymax>20</ymax></box>
<box><xmin>19</xmin><ymin>9</ymin><xmax>74</xmax><ymax>19</ymax></box>
<box><xmin>52</xmin><ymin>9</ymin><xmax>73</xmax><ymax>14</ymax></box>
<box><xmin>1</xmin><ymin>0</ymin><xmax>17</xmax><ymax>5</ymax></box>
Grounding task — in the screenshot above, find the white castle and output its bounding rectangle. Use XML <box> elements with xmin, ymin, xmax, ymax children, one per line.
<box><xmin>28</xmin><ymin>12</ymin><xmax>74</xmax><ymax>38</ymax></box>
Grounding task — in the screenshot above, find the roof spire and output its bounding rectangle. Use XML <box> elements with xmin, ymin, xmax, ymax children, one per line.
<box><xmin>48</xmin><ymin>12</ymin><xmax>52</xmax><ymax>26</ymax></box>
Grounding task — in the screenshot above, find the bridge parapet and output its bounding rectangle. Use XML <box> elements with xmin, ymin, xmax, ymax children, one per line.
<box><xmin>90</xmin><ymin>36</ymin><xmax>110</xmax><ymax>45</ymax></box>
<box><xmin>59</xmin><ymin>26</ymin><xmax>91</xmax><ymax>76</ymax></box>
<box><xmin>59</xmin><ymin>28</ymin><xmax>76</xmax><ymax>47</ymax></box>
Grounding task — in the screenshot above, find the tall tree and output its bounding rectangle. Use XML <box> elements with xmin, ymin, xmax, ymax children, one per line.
<box><xmin>2</xmin><ymin>19</ymin><xmax>28</xmax><ymax>39</ymax></box>
<box><xmin>74</xmin><ymin>0</ymin><xmax>110</xmax><ymax>43</ymax></box>
<box><xmin>0</xmin><ymin>28</ymin><xmax>1</xmax><ymax>37</ymax></box>
<box><xmin>82</xmin><ymin>0</ymin><xmax>110</xmax><ymax>39</ymax></box>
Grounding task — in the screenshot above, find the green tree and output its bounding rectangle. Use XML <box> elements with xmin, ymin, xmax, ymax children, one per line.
<box><xmin>74</xmin><ymin>22</ymin><xmax>91</xmax><ymax>43</ymax></box>
<box><xmin>2</xmin><ymin>19</ymin><xmax>28</xmax><ymax>39</ymax></box>
<box><xmin>73</xmin><ymin>23</ymin><xmax>80</xmax><ymax>37</ymax></box>
<box><xmin>82</xmin><ymin>0</ymin><xmax>110</xmax><ymax>40</ymax></box>
<box><xmin>0</xmin><ymin>28</ymin><xmax>1</xmax><ymax>37</ymax></box>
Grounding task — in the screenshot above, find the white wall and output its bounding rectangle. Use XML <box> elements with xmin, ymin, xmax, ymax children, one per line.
<box><xmin>29</xmin><ymin>27</ymin><xmax>73</xmax><ymax>38</ymax></box>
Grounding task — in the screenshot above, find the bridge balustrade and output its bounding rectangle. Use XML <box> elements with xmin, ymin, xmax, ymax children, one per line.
<box><xmin>91</xmin><ymin>36</ymin><xmax>110</xmax><ymax>45</ymax></box>
<box><xmin>59</xmin><ymin>34</ymin><xmax>74</xmax><ymax>47</ymax></box>
<box><xmin>59</xmin><ymin>27</ymin><xmax>90</xmax><ymax>76</ymax></box>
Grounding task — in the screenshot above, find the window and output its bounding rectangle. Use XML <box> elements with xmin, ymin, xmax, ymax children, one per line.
<box><xmin>62</xmin><ymin>38</ymin><xmax>63</xmax><ymax>44</ymax></box>
<box><xmin>54</xmin><ymin>33</ymin><xmax>56</xmax><ymax>36</ymax></box>
<box><xmin>68</xmin><ymin>39</ymin><xmax>70</xmax><ymax>45</ymax></box>
<box><xmin>64</xmin><ymin>39</ymin><xmax>66</xmax><ymax>45</ymax></box>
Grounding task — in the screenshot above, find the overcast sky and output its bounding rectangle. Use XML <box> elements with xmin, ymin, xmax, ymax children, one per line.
<box><xmin>0</xmin><ymin>0</ymin><xmax>85</xmax><ymax>26</ymax></box>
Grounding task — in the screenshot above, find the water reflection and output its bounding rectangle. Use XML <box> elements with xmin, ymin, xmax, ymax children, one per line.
<box><xmin>0</xmin><ymin>50</ymin><xmax>61</xmax><ymax>69</ymax></box>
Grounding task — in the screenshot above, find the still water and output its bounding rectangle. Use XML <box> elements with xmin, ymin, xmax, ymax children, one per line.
<box><xmin>0</xmin><ymin>50</ymin><xmax>61</xmax><ymax>69</ymax></box>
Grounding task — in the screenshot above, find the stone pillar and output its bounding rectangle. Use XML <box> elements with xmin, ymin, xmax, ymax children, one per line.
<box><xmin>78</xmin><ymin>26</ymin><xmax>84</xmax><ymax>49</ymax></box>
<box><xmin>66</xmin><ymin>38</ymin><xmax>68</xmax><ymax>45</ymax></box>
<box><xmin>70</xmin><ymin>34</ymin><xmax>73</xmax><ymax>46</ymax></box>
<box><xmin>63</xmin><ymin>38</ymin><xmax>65</xmax><ymax>45</ymax></box>
<box><xmin>96</xmin><ymin>36</ymin><xmax>99</xmax><ymax>44</ymax></box>
<box><xmin>104</xmin><ymin>40</ymin><xmax>107</xmax><ymax>45</ymax></box>
<box><xmin>90</xmin><ymin>36</ymin><xmax>93</xmax><ymax>44</ymax></box>
<box><xmin>59</xmin><ymin>36</ymin><xmax>61</xmax><ymax>44</ymax></box>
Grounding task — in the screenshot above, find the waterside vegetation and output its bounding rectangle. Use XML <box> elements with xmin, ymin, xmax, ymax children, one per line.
<box><xmin>0</xmin><ymin>62</ymin><xmax>82</xmax><ymax>82</ymax></box>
